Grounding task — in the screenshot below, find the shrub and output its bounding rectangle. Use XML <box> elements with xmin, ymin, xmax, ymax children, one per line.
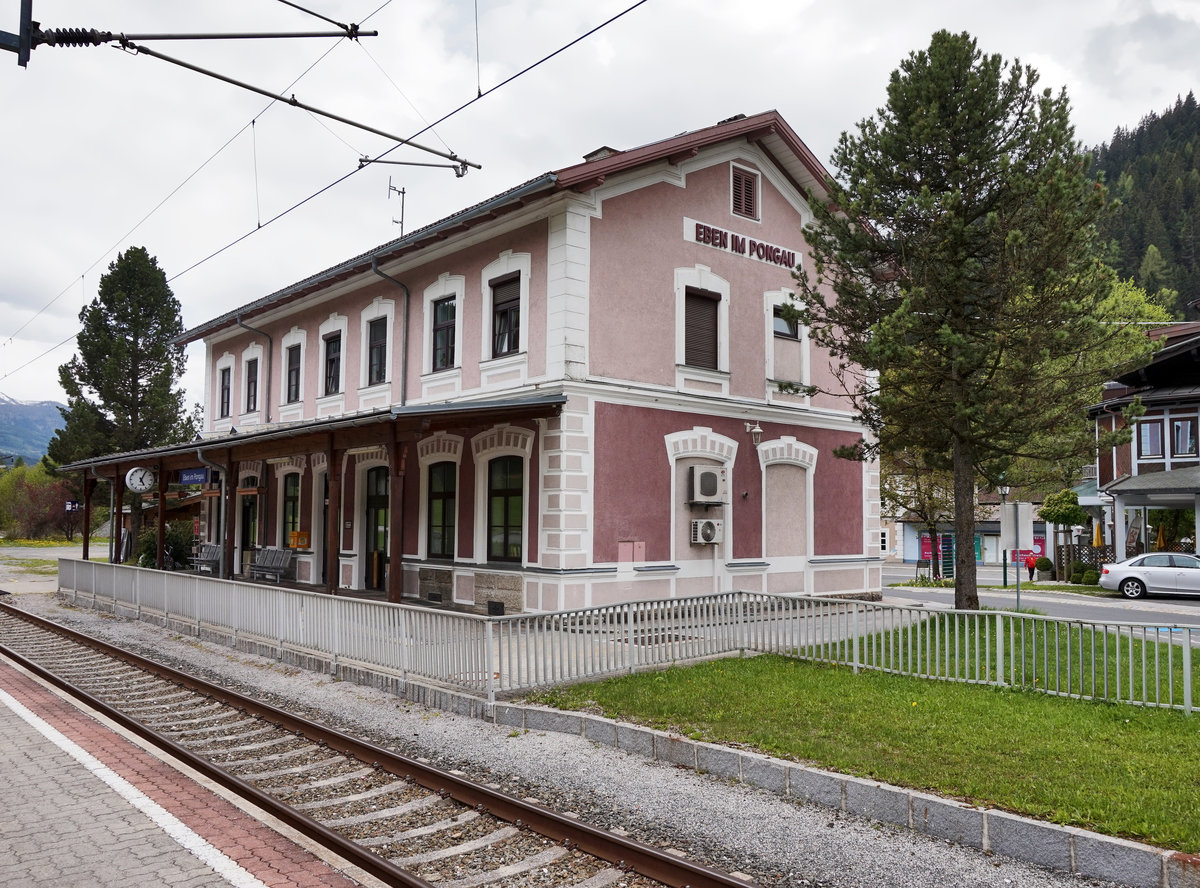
<box><xmin>135</xmin><ymin>520</ymin><xmax>195</xmax><ymax>570</ymax></box>
<box><xmin>1081</xmin><ymin>569</ymin><xmax>1100</xmax><ymax>585</ymax></box>
<box><xmin>1034</xmin><ymin>556</ymin><xmax>1053</xmax><ymax>572</ymax></box>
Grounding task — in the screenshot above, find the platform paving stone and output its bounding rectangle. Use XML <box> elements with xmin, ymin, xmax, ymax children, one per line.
<box><xmin>0</xmin><ymin>660</ymin><xmax>363</xmax><ymax>888</ymax></box>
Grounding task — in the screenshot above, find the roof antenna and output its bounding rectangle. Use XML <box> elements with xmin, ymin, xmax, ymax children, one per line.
<box><xmin>388</xmin><ymin>176</ymin><xmax>406</xmax><ymax>234</ymax></box>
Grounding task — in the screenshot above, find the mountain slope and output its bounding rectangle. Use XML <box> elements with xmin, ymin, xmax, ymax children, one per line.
<box><xmin>0</xmin><ymin>394</ymin><xmax>65</xmax><ymax>464</ymax></box>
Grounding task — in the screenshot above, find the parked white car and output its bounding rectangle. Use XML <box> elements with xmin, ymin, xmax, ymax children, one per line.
<box><xmin>1098</xmin><ymin>553</ymin><xmax>1200</xmax><ymax>599</ymax></box>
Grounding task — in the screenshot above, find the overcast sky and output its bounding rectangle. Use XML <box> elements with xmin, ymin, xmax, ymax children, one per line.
<box><xmin>2</xmin><ymin>0</ymin><xmax>1198</xmax><ymax>410</ymax></box>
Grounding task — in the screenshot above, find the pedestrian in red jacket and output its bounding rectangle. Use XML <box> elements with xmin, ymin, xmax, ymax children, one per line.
<box><xmin>1025</xmin><ymin>552</ymin><xmax>1037</xmax><ymax>582</ymax></box>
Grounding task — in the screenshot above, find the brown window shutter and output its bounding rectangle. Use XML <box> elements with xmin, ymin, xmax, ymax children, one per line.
<box><xmin>684</xmin><ymin>289</ymin><xmax>719</xmax><ymax>369</ymax></box>
<box><xmin>732</xmin><ymin>167</ymin><xmax>757</xmax><ymax>219</ymax></box>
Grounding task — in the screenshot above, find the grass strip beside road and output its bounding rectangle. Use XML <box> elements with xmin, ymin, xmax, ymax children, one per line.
<box><xmin>529</xmin><ymin>654</ymin><xmax>1200</xmax><ymax>852</ymax></box>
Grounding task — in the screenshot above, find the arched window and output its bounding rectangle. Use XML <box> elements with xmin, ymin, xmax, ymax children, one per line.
<box><xmin>487</xmin><ymin>455</ymin><xmax>522</xmax><ymax>562</ymax></box>
<box><xmin>427</xmin><ymin>461</ymin><xmax>456</xmax><ymax>559</ymax></box>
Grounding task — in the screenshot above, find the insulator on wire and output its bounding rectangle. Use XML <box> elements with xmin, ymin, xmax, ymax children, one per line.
<box><xmin>41</xmin><ymin>28</ymin><xmax>112</xmax><ymax>48</ymax></box>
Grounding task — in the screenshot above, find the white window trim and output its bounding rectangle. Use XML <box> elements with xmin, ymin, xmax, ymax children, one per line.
<box><xmin>280</xmin><ymin>327</ymin><xmax>307</xmax><ymax>411</ymax></box>
<box><xmin>277</xmin><ymin>468</ymin><xmax>303</xmax><ymax>549</ymax></box>
<box><xmin>764</xmin><ymin>289</ymin><xmax>810</xmax><ymax>403</ymax></box>
<box><xmin>674</xmin><ymin>265</ymin><xmax>730</xmax><ymax>393</ymax></box>
<box><xmin>471</xmin><ymin>425</ymin><xmax>534</xmax><ymax>566</ymax></box>
<box><xmin>731</xmin><ymin>162</ymin><xmax>762</xmax><ymax>223</ymax></box>
<box><xmin>240</xmin><ymin>342</ymin><xmax>264</xmax><ymax>421</ymax></box>
<box><xmin>664</xmin><ymin>427</ymin><xmax>738</xmax><ymax>567</ymax></box>
<box><xmin>359</xmin><ymin>297</ymin><xmax>395</xmax><ymax>392</ymax></box>
<box><xmin>481</xmin><ymin>251</ymin><xmax>531</xmax><ymax>364</ymax></box>
<box><xmin>212</xmin><ymin>351</ymin><xmax>235</xmax><ymax>430</ymax></box>
<box><xmin>423</xmin><ymin>274</ymin><xmax>465</xmax><ymax>375</ymax></box>
<box><xmin>316</xmin><ymin>313</ymin><xmax>348</xmax><ymax>416</ymax></box>
<box><xmin>417</xmin><ymin>433</ymin><xmax>464</xmax><ymax>561</ymax></box>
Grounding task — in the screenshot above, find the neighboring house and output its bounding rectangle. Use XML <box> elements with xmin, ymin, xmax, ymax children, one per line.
<box><xmin>63</xmin><ymin>110</ymin><xmax>881</xmax><ymax>612</ymax></box>
<box><xmin>1093</xmin><ymin>321</ymin><xmax>1200</xmax><ymax>559</ymax></box>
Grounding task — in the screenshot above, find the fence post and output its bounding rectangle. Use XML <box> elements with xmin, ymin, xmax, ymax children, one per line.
<box><xmin>485</xmin><ymin>620</ymin><xmax>496</xmax><ymax>715</ymax></box>
<box><xmin>736</xmin><ymin>591</ymin><xmax>746</xmax><ymax>655</ymax></box>
<box><xmin>1185</xmin><ymin>629</ymin><xmax>1193</xmax><ymax>716</ymax></box>
<box><xmin>851</xmin><ymin>602</ymin><xmax>860</xmax><ymax>674</ymax></box>
<box><xmin>995</xmin><ymin>612</ymin><xmax>1005</xmax><ymax>687</ymax></box>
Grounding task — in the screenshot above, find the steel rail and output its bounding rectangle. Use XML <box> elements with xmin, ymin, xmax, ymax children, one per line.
<box><xmin>0</xmin><ymin>601</ymin><xmax>755</xmax><ymax>888</ymax></box>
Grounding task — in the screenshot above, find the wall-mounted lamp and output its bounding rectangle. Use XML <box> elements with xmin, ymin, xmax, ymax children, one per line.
<box><xmin>744</xmin><ymin>421</ymin><xmax>763</xmax><ymax>447</ymax></box>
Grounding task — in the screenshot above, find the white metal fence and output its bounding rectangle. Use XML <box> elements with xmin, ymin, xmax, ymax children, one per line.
<box><xmin>57</xmin><ymin>559</ymin><xmax>1196</xmax><ymax>713</ymax></box>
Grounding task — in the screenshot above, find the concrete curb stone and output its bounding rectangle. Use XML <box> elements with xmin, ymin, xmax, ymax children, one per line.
<box><xmin>986</xmin><ymin>809</ymin><xmax>1074</xmax><ymax>873</ymax></box>
<box><xmin>487</xmin><ymin>698</ymin><xmax>1178</xmax><ymax>887</ymax></box>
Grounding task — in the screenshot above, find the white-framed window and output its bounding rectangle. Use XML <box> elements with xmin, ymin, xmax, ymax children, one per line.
<box><xmin>731</xmin><ymin>163</ymin><xmax>760</xmax><ymax>221</ymax></box>
<box><xmin>765</xmin><ymin>289</ymin><xmax>809</xmax><ymax>396</ymax></box>
<box><xmin>674</xmin><ymin>265</ymin><xmax>730</xmax><ymax>378</ymax></box>
<box><xmin>418</xmin><ymin>434</ymin><xmax>463</xmax><ymax>561</ymax></box>
<box><xmin>218</xmin><ymin>367</ymin><xmax>232</xmax><ymax>418</ymax></box>
<box><xmin>424</xmin><ymin>274</ymin><xmax>464</xmax><ymax>374</ymax></box>
<box><xmin>880</xmin><ymin>529</ymin><xmax>890</xmax><ymax>555</ymax></box>
<box><xmin>480</xmin><ymin>252</ymin><xmax>530</xmax><ymax>363</ymax></box>
<box><xmin>213</xmin><ymin>352</ymin><xmax>235</xmax><ymax>425</ymax></box>
<box><xmin>1173</xmin><ymin>418</ymin><xmax>1197</xmax><ymax>457</ymax></box>
<box><xmin>280</xmin><ymin>328</ymin><xmax>307</xmax><ymax>407</ymax></box>
<box><xmin>360</xmin><ymin>297</ymin><xmax>394</xmax><ymax>390</ymax></box>
<box><xmin>240</xmin><ymin>342</ymin><xmax>264</xmax><ymax>417</ymax></box>
<box><xmin>471</xmin><ymin>425</ymin><xmax>534</xmax><ymax>565</ymax></box>
<box><xmin>1139</xmin><ymin>420</ymin><xmax>1164</xmax><ymax>458</ymax></box>
<box><xmin>317</xmin><ymin>313</ymin><xmax>348</xmax><ymax>405</ymax></box>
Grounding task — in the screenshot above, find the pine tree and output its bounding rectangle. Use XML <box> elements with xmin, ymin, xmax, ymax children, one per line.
<box><xmin>792</xmin><ymin>31</ymin><xmax>1162</xmax><ymax>609</ymax></box>
<box><xmin>48</xmin><ymin>247</ymin><xmax>195</xmax><ymax>543</ymax></box>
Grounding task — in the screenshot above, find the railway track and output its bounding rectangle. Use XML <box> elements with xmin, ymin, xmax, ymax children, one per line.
<box><xmin>0</xmin><ymin>601</ymin><xmax>753</xmax><ymax>888</ymax></box>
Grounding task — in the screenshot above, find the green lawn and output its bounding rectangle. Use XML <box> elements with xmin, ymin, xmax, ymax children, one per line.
<box><xmin>529</xmin><ymin>654</ymin><xmax>1200</xmax><ymax>852</ymax></box>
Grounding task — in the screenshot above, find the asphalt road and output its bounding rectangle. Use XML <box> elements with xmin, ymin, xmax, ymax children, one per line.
<box><xmin>882</xmin><ymin>563</ymin><xmax>1200</xmax><ymax>628</ymax></box>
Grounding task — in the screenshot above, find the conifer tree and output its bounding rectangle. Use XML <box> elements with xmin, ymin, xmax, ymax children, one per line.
<box><xmin>48</xmin><ymin>247</ymin><xmax>194</xmax><ymax>543</ymax></box>
<box><xmin>792</xmin><ymin>31</ymin><xmax>1162</xmax><ymax>608</ymax></box>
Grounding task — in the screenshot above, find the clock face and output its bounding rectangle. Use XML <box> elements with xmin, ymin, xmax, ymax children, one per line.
<box><xmin>125</xmin><ymin>467</ymin><xmax>156</xmax><ymax>493</ymax></box>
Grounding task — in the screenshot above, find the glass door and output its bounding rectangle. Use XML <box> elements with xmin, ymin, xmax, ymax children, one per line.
<box><xmin>365</xmin><ymin>466</ymin><xmax>389</xmax><ymax>590</ymax></box>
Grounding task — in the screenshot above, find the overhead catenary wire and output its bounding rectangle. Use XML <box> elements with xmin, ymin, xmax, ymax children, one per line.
<box><xmin>1</xmin><ymin>11</ymin><xmax>360</xmax><ymax>350</ymax></box>
<box><xmin>4</xmin><ymin>0</ymin><xmax>652</xmax><ymax>385</ymax></box>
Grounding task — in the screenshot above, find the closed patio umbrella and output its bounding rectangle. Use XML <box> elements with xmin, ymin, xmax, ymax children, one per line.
<box><xmin>1156</xmin><ymin>523</ymin><xmax>1166</xmax><ymax>551</ymax></box>
<box><xmin>1093</xmin><ymin>522</ymin><xmax>1103</xmax><ymax>547</ymax></box>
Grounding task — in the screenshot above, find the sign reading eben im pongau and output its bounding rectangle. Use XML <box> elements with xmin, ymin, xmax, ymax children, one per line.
<box><xmin>683</xmin><ymin>217</ymin><xmax>799</xmax><ymax>269</ymax></box>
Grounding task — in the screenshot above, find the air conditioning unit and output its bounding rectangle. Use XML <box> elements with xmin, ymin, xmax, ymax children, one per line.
<box><xmin>688</xmin><ymin>466</ymin><xmax>727</xmax><ymax>504</ymax></box>
<box><xmin>690</xmin><ymin>519</ymin><xmax>724</xmax><ymax>545</ymax></box>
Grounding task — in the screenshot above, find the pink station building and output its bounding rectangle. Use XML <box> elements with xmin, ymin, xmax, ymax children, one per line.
<box><xmin>78</xmin><ymin>110</ymin><xmax>883</xmax><ymax>613</ymax></box>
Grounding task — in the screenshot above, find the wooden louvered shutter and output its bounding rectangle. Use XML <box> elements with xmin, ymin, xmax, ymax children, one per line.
<box><xmin>732</xmin><ymin>166</ymin><xmax>757</xmax><ymax>219</ymax></box>
<box><xmin>684</xmin><ymin>288</ymin><xmax>719</xmax><ymax>370</ymax></box>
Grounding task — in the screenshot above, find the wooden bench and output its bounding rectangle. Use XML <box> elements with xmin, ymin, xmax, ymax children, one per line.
<box><xmin>248</xmin><ymin>546</ymin><xmax>294</xmax><ymax>583</ymax></box>
<box><xmin>193</xmin><ymin>543</ymin><xmax>221</xmax><ymax>574</ymax></box>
